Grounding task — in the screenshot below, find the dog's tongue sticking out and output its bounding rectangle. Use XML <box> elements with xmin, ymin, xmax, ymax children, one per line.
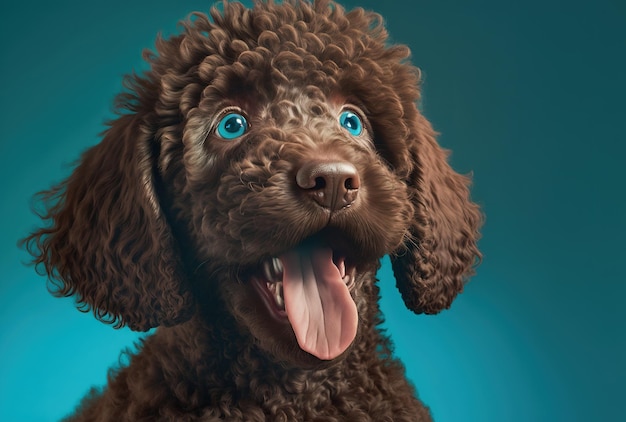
<box><xmin>280</xmin><ymin>246</ymin><xmax>358</xmax><ymax>360</ymax></box>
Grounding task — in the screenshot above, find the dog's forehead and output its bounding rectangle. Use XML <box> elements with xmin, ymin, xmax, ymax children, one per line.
<box><xmin>215</xmin><ymin>48</ymin><xmax>344</xmax><ymax>107</ymax></box>
<box><xmin>183</xmin><ymin>2</ymin><xmax>382</xmax><ymax>102</ymax></box>
<box><xmin>259</xmin><ymin>86</ymin><xmax>344</xmax><ymax>120</ymax></box>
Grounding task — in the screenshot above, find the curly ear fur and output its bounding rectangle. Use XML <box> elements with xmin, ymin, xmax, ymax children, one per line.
<box><xmin>391</xmin><ymin>109</ymin><xmax>482</xmax><ymax>315</ymax></box>
<box><xmin>20</xmin><ymin>114</ymin><xmax>194</xmax><ymax>331</ymax></box>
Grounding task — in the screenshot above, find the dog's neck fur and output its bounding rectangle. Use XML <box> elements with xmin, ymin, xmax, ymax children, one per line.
<box><xmin>95</xmin><ymin>279</ymin><xmax>409</xmax><ymax>417</ymax></box>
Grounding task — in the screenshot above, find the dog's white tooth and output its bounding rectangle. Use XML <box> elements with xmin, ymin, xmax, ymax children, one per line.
<box><xmin>344</xmin><ymin>273</ymin><xmax>356</xmax><ymax>290</ymax></box>
<box><xmin>275</xmin><ymin>283</ymin><xmax>284</xmax><ymax>309</ymax></box>
<box><xmin>275</xmin><ymin>292</ymin><xmax>284</xmax><ymax>309</ymax></box>
<box><xmin>339</xmin><ymin>260</ymin><xmax>346</xmax><ymax>278</ymax></box>
<box><xmin>333</xmin><ymin>256</ymin><xmax>346</xmax><ymax>278</ymax></box>
<box><xmin>272</xmin><ymin>258</ymin><xmax>283</xmax><ymax>278</ymax></box>
<box><xmin>263</xmin><ymin>261</ymin><xmax>273</xmax><ymax>281</ymax></box>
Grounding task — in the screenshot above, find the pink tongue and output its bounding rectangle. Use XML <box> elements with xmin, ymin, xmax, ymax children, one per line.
<box><xmin>280</xmin><ymin>247</ymin><xmax>358</xmax><ymax>360</ymax></box>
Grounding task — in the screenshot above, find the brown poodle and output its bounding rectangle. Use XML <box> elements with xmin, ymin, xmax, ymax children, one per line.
<box><xmin>22</xmin><ymin>1</ymin><xmax>481</xmax><ymax>420</ymax></box>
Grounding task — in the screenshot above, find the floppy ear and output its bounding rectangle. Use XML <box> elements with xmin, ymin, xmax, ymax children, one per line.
<box><xmin>21</xmin><ymin>114</ymin><xmax>194</xmax><ymax>331</ymax></box>
<box><xmin>390</xmin><ymin>110</ymin><xmax>482</xmax><ymax>314</ymax></box>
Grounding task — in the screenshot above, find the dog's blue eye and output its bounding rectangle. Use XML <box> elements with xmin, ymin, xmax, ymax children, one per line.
<box><xmin>217</xmin><ymin>113</ymin><xmax>248</xmax><ymax>139</ymax></box>
<box><xmin>339</xmin><ymin>110</ymin><xmax>363</xmax><ymax>136</ymax></box>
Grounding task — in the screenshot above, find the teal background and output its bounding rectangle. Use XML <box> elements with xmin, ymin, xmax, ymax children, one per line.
<box><xmin>1</xmin><ymin>0</ymin><xmax>624</xmax><ymax>420</ymax></box>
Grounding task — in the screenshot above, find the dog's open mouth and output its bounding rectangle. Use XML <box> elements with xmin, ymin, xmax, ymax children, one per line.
<box><xmin>252</xmin><ymin>236</ymin><xmax>359</xmax><ymax>361</ymax></box>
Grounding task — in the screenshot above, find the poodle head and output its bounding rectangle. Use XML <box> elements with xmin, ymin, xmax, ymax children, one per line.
<box><xmin>22</xmin><ymin>0</ymin><xmax>481</xmax><ymax>366</ymax></box>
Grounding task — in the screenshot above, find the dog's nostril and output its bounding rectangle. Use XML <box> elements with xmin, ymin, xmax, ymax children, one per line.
<box><xmin>314</xmin><ymin>177</ymin><xmax>327</xmax><ymax>190</ymax></box>
<box><xmin>296</xmin><ymin>161</ymin><xmax>360</xmax><ymax>211</ymax></box>
<box><xmin>344</xmin><ymin>177</ymin><xmax>359</xmax><ymax>190</ymax></box>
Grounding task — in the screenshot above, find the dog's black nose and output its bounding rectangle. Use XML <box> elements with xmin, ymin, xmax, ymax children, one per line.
<box><xmin>296</xmin><ymin>161</ymin><xmax>360</xmax><ymax>211</ymax></box>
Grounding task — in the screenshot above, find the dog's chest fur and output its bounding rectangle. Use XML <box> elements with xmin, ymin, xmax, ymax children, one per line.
<box><xmin>70</xmin><ymin>303</ymin><xmax>431</xmax><ymax>421</ymax></box>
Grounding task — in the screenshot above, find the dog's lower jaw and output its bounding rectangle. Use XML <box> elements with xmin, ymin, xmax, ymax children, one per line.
<box><xmin>211</xmin><ymin>259</ymin><xmax>375</xmax><ymax>368</ymax></box>
<box><xmin>245</xmin><ymin>245</ymin><xmax>360</xmax><ymax>361</ymax></box>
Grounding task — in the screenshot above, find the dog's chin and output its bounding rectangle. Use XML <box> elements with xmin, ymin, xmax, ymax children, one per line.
<box><xmin>257</xmin><ymin>320</ymin><xmax>354</xmax><ymax>370</ymax></box>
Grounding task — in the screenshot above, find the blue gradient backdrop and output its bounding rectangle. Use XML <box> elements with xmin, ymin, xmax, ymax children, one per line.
<box><xmin>1</xmin><ymin>1</ymin><xmax>624</xmax><ymax>421</ymax></box>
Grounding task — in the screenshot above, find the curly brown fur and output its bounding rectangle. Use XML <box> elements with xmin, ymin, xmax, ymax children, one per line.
<box><xmin>21</xmin><ymin>1</ymin><xmax>481</xmax><ymax>420</ymax></box>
